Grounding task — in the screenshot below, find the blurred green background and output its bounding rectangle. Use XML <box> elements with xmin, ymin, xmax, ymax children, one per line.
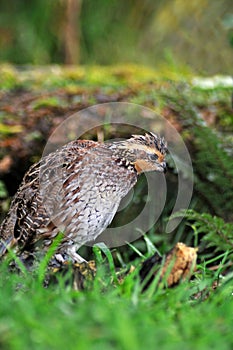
<box><xmin>0</xmin><ymin>0</ymin><xmax>232</xmax><ymax>74</ymax></box>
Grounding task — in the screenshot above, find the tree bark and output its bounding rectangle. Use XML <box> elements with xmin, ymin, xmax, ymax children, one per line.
<box><xmin>64</xmin><ymin>0</ymin><xmax>82</xmax><ymax>64</ymax></box>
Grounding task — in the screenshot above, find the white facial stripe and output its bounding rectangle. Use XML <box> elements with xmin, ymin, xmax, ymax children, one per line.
<box><xmin>120</xmin><ymin>144</ymin><xmax>154</xmax><ymax>152</ymax></box>
<box><xmin>118</xmin><ymin>143</ymin><xmax>164</xmax><ymax>161</ymax></box>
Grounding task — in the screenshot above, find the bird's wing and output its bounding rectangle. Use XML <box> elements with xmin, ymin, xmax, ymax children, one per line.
<box><xmin>0</xmin><ymin>161</ymin><xmax>43</xmax><ymax>256</ymax></box>
<box><xmin>0</xmin><ymin>140</ymin><xmax>99</xmax><ymax>257</ymax></box>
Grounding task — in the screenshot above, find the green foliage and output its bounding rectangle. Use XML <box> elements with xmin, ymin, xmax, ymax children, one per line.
<box><xmin>0</xmin><ymin>122</ymin><xmax>23</xmax><ymax>135</ymax></box>
<box><xmin>0</xmin><ymin>213</ymin><xmax>233</xmax><ymax>349</ymax></box>
<box><xmin>158</xmin><ymin>84</ymin><xmax>233</xmax><ymax>220</ymax></box>
<box><xmin>0</xmin><ymin>1</ymin><xmax>232</xmax><ymax>73</ymax></box>
<box><xmin>0</xmin><ymin>242</ymin><xmax>233</xmax><ymax>350</ymax></box>
<box><xmin>192</xmin><ymin>126</ymin><xmax>233</xmax><ymax>219</ymax></box>
<box><xmin>0</xmin><ymin>181</ymin><xmax>7</xmax><ymax>198</ymax></box>
<box><xmin>0</xmin><ymin>64</ymin><xmax>160</xmax><ymax>91</ymax></box>
<box><xmin>172</xmin><ymin>209</ymin><xmax>233</xmax><ymax>255</ymax></box>
<box><xmin>222</xmin><ymin>13</ymin><xmax>233</xmax><ymax>48</ymax></box>
<box><xmin>31</xmin><ymin>96</ymin><xmax>68</xmax><ymax>110</ymax></box>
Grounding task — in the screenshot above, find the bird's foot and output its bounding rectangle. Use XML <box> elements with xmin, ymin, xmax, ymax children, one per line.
<box><xmin>48</xmin><ymin>246</ymin><xmax>86</xmax><ymax>270</ymax></box>
<box><xmin>46</xmin><ymin>257</ymin><xmax>96</xmax><ymax>290</ymax></box>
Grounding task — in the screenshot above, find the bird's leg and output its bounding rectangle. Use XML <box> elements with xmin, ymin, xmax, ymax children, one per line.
<box><xmin>53</xmin><ymin>246</ymin><xmax>86</xmax><ymax>267</ymax></box>
<box><xmin>67</xmin><ymin>246</ymin><xmax>87</xmax><ymax>263</ymax></box>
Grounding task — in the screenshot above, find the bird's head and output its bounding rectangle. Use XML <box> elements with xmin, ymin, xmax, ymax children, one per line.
<box><xmin>110</xmin><ymin>132</ymin><xmax>167</xmax><ymax>174</ymax></box>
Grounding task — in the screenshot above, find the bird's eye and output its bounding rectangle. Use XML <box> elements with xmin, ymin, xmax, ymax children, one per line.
<box><xmin>149</xmin><ymin>153</ymin><xmax>158</xmax><ymax>161</ymax></box>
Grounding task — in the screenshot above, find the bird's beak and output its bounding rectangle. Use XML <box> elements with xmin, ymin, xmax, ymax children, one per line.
<box><xmin>159</xmin><ymin>162</ymin><xmax>166</xmax><ymax>173</ymax></box>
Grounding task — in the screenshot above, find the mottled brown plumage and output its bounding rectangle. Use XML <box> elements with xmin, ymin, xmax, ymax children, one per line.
<box><xmin>0</xmin><ymin>133</ymin><xmax>167</xmax><ymax>265</ymax></box>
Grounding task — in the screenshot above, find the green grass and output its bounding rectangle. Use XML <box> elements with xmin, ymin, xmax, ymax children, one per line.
<box><xmin>0</xmin><ymin>244</ymin><xmax>233</xmax><ymax>350</ymax></box>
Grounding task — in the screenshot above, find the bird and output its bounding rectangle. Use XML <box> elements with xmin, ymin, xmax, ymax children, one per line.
<box><xmin>0</xmin><ymin>132</ymin><xmax>167</xmax><ymax>266</ymax></box>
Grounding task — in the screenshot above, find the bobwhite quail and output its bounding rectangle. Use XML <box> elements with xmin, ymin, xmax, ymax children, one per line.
<box><xmin>0</xmin><ymin>133</ymin><xmax>167</xmax><ymax>265</ymax></box>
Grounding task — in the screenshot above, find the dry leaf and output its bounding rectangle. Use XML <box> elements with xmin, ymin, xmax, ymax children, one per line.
<box><xmin>140</xmin><ymin>242</ymin><xmax>198</xmax><ymax>289</ymax></box>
